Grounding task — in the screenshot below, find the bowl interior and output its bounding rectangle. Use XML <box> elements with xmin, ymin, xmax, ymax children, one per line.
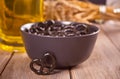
<box><xmin>20</xmin><ymin>21</ymin><xmax>99</xmax><ymax>38</ymax></box>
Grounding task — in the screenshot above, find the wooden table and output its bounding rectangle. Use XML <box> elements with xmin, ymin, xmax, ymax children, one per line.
<box><xmin>0</xmin><ymin>20</ymin><xmax>120</xmax><ymax>79</ymax></box>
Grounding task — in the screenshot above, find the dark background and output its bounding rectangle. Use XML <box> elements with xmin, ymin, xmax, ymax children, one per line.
<box><xmin>80</xmin><ymin>0</ymin><xmax>106</xmax><ymax>5</ymax></box>
<box><xmin>89</xmin><ymin>0</ymin><xmax>106</xmax><ymax>5</ymax></box>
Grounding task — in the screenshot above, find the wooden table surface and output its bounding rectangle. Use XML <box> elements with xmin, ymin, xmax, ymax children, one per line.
<box><xmin>0</xmin><ymin>20</ymin><xmax>120</xmax><ymax>79</ymax></box>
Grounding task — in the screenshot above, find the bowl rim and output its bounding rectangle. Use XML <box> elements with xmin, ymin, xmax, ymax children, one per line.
<box><xmin>20</xmin><ymin>21</ymin><xmax>100</xmax><ymax>38</ymax></box>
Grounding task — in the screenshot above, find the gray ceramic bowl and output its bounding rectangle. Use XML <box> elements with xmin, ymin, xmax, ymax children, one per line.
<box><xmin>20</xmin><ymin>21</ymin><xmax>99</xmax><ymax>69</ymax></box>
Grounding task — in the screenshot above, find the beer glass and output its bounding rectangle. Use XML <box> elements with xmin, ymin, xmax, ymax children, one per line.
<box><xmin>0</xmin><ymin>0</ymin><xmax>43</xmax><ymax>52</ymax></box>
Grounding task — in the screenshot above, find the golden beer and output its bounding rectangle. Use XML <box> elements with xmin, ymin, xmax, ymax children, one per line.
<box><xmin>0</xmin><ymin>0</ymin><xmax>43</xmax><ymax>52</ymax></box>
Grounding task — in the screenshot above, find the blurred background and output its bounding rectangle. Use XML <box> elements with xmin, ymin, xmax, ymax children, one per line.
<box><xmin>44</xmin><ymin>0</ymin><xmax>120</xmax><ymax>23</ymax></box>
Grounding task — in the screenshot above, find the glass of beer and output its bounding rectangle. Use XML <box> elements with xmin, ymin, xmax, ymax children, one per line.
<box><xmin>0</xmin><ymin>0</ymin><xmax>44</xmax><ymax>52</ymax></box>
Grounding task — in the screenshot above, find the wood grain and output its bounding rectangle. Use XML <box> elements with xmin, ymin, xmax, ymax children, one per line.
<box><xmin>0</xmin><ymin>53</ymin><xmax>70</xmax><ymax>79</ymax></box>
<box><xmin>101</xmin><ymin>20</ymin><xmax>120</xmax><ymax>51</ymax></box>
<box><xmin>0</xmin><ymin>50</ymin><xmax>12</xmax><ymax>75</ymax></box>
<box><xmin>70</xmin><ymin>26</ymin><xmax>120</xmax><ymax>79</ymax></box>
